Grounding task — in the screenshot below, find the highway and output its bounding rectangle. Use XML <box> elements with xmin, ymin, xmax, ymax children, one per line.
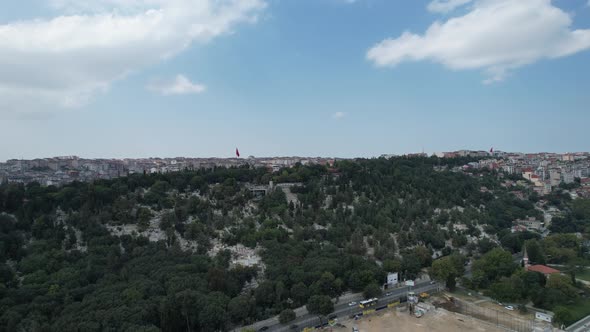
<box><xmin>248</xmin><ymin>281</ymin><xmax>442</xmax><ymax>332</ymax></box>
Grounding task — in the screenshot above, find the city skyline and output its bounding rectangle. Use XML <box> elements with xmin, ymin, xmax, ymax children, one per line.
<box><xmin>3</xmin><ymin>148</ymin><xmax>590</xmax><ymax>163</ymax></box>
<box><xmin>1</xmin><ymin>0</ymin><xmax>590</xmax><ymax>160</ymax></box>
<box><xmin>2</xmin><ymin>149</ymin><xmax>589</xmax><ymax>195</ymax></box>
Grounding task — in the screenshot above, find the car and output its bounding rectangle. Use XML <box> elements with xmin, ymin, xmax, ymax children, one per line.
<box><xmin>352</xmin><ymin>328</ymin><xmax>359</xmax><ymax>332</ymax></box>
<box><xmin>505</xmin><ymin>305</ymin><xmax>514</xmax><ymax>311</ymax></box>
<box><xmin>429</xmin><ymin>281</ymin><xmax>436</xmax><ymax>285</ymax></box>
<box><xmin>290</xmin><ymin>324</ymin><xmax>298</xmax><ymax>330</ymax></box>
<box><xmin>328</xmin><ymin>314</ymin><xmax>337</xmax><ymax>320</ymax></box>
<box><xmin>258</xmin><ymin>326</ymin><xmax>269</xmax><ymax>331</ymax></box>
<box><xmin>385</xmin><ymin>292</ymin><xmax>393</xmax><ymax>296</ymax></box>
<box><xmin>348</xmin><ymin>301</ymin><xmax>357</xmax><ymax>306</ymax></box>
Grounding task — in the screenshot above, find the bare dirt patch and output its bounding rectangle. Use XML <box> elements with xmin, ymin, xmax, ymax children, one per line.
<box><xmin>332</xmin><ymin>307</ymin><xmax>505</xmax><ymax>332</ymax></box>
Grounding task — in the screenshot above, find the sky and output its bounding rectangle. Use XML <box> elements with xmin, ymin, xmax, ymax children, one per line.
<box><xmin>1</xmin><ymin>0</ymin><xmax>590</xmax><ymax>161</ymax></box>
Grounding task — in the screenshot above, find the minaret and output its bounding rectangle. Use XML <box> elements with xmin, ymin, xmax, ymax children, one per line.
<box><xmin>523</xmin><ymin>245</ymin><xmax>530</xmax><ymax>269</ymax></box>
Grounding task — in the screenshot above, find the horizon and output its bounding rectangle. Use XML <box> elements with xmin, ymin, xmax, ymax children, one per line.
<box><xmin>3</xmin><ymin>149</ymin><xmax>590</xmax><ymax>163</ymax></box>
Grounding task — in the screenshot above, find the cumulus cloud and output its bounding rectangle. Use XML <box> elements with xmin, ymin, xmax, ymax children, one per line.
<box><xmin>367</xmin><ymin>0</ymin><xmax>590</xmax><ymax>82</ymax></box>
<box><xmin>332</xmin><ymin>111</ymin><xmax>346</xmax><ymax>119</ymax></box>
<box><xmin>0</xmin><ymin>0</ymin><xmax>265</xmax><ymax>114</ymax></box>
<box><xmin>147</xmin><ymin>74</ymin><xmax>206</xmax><ymax>95</ymax></box>
<box><xmin>427</xmin><ymin>0</ymin><xmax>472</xmax><ymax>13</ymax></box>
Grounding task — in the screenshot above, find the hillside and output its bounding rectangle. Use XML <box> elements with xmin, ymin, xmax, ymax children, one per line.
<box><xmin>0</xmin><ymin>157</ymin><xmax>588</xmax><ymax>331</ymax></box>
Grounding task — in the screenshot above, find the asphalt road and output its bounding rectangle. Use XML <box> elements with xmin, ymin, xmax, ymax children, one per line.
<box><xmin>257</xmin><ymin>281</ymin><xmax>442</xmax><ymax>332</ymax></box>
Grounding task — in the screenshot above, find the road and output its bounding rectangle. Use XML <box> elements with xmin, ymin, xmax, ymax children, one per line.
<box><xmin>246</xmin><ymin>281</ymin><xmax>442</xmax><ymax>332</ymax></box>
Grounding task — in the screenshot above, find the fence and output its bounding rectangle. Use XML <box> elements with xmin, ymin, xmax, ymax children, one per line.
<box><xmin>450</xmin><ymin>298</ymin><xmax>534</xmax><ymax>332</ymax></box>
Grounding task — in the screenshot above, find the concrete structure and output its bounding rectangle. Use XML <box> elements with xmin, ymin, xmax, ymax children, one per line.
<box><xmin>387</xmin><ymin>272</ymin><xmax>399</xmax><ymax>286</ymax></box>
<box><xmin>535</xmin><ymin>312</ymin><xmax>553</xmax><ymax>323</ymax></box>
<box><xmin>566</xmin><ymin>314</ymin><xmax>590</xmax><ymax>332</ymax></box>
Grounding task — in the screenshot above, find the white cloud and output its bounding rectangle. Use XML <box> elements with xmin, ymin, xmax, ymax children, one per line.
<box><xmin>332</xmin><ymin>111</ymin><xmax>346</xmax><ymax>119</ymax></box>
<box><xmin>147</xmin><ymin>74</ymin><xmax>206</xmax><ymax>95</ymax></box>
<box><xmin>367</xmin><ymin>0</ymin><xmax>590</xmax><ymax>82</ymax></box>
<box><xmin>427</xmin><ymin>0</ymin><xmax>472</xmax><ymax>13</ymax></box>
<box><xmin>0</xmin><ymin>0</ymin><xmax>265</xmax><ymax>114</ymax></box>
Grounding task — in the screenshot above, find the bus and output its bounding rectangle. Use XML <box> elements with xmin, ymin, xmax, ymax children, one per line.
<box><xmin>359</xmin><ymin>298</ymin><xmax>378</xmax><ymax>308</ymax></box>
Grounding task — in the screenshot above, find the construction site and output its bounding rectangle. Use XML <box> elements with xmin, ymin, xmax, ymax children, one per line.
<box><xmin>328</xmin><ymin>292</ymin><xmax>557</xmax><ymax>332</ymax></box>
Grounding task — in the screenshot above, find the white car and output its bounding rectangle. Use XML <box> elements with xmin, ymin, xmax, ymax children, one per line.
<box><xmin>505</xmin><ymin>305</ymin><xmax>514</xmax><ymax>311</ymax></box>
<box><xmin>348</xmin><ymin>301</ymin><xmax>358</xmax><ymax>307</ymax></box>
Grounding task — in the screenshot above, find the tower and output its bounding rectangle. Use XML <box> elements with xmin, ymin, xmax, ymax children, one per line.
<box><xmin>523</xmin><ymin>245</ymin><xmax>530</xmax><ymax>269</ymax></box>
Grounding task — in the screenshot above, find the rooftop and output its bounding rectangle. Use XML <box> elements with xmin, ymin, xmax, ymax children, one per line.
<box><xmin>527</xmin><ymin>265</ymin><xmax>560</xmax><ymax>275</ymax></box>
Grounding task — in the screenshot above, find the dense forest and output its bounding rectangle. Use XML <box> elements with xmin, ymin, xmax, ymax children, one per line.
<box><xmin>1</xmin><ymin>157</ymin><xmax>589</xmax><ymax>330</ymax></box>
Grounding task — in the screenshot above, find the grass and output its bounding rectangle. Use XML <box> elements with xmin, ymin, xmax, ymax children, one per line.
<box><xmin>574</xmin><ymin>269</ymin><xmax>590</xmax><ymax>282</ymax></box>
<box><xmin>558</xmin><ymin>298</ymin><xmax>590</xmax><ymax>326</ymax></box>
<box><xmin>554</xmin><ymin>266</ymin><xmax>590</xmax><ymax>282</ymax></box>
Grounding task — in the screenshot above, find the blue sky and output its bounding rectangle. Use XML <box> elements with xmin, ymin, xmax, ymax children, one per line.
<box><xmin>1</xmin><ymin>0</ymin><xmax>589</xmax><ymax>160</ymax></box>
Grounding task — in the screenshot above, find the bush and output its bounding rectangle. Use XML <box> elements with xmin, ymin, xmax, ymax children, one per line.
<box><xmin>364</xmin><ymin>283</ymin><xmax>382</xmax><ymax>299</ymax></box>
<box><xmin>279</xmin><ymin>309</ymin><xmax>296</xmax><ymax>324</ymax></box>
<box><xmin>554</xmin><ymin>306</ymin><xmax>573</xmax><ymax>325</ymax></box>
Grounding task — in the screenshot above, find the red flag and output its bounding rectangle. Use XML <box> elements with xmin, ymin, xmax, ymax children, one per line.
<box><xmin>235</xmin><ymin>148</ymin><xmax>240</xmax><ymax>158</ymax></box>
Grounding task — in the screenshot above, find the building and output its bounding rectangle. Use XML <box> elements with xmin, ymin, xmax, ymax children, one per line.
<box><xmin>527</xmin><ymin>265</ymin><xmax>560</xmax><ymax>277</ymax></box>
<box><xmin>522</xmin><ymin>168</ymin><xmax>534</xmax><ymax>181</ymax></box>
<box><xmin>514</xmin><ymin>217</ymin><xmax>543</xmax><ymax>232</ymax></box>
<box><xmin>549</xmin><ymin>170</ymin><xmax>561</xmax><ymax>187</ymax></box>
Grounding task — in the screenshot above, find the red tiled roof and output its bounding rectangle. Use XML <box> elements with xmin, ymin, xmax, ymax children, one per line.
<box><xmin>527</xmin><ymin>265</ymin><xmax>560</xmax><ymax>275</ymax></box>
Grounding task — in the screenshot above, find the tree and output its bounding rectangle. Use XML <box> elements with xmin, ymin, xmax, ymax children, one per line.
<box><xmin>137</xmin><ymin>207</ymin><xmax>153</xmax><ymax>231</ymax></box>
<box><xmin>175</xmin><ymin>290</ymin><xmax>201</xmax><ymax>332</ymax></box>
<box><xmin>306</xmin><ymin>295</ymin><xmax>334</xmax><ymax>316</ymax></box>
<box><xmin>290</xmin><ymin>282</ymin><xmax>309</xmax><ymax>306</ymax></box>
<box><xmin>472</xmin><ymin>248</ymin><xmax>517</xmax><ymax>288</ymax></box>
<box><xmin>349</xmin><ymin>230</ymin><xmax>366</xmax><ymax>255</ymax></box>
<box><xmin>401</xmin><ymin>254</ymin><xmax>422</xmax><ymax>280</ymax></box>
<box><xmin>198</xmin><ymin>293</ymin><xmax>229</xmax><ymax>332</ymax></box>
<box><xmin>430</xmin><ymin>255</ymin><xmax>465</xmax><ymax>291</ymax></box>
<box><xmin>413</xmin><ymin>246</ymin><xmax>433</xmax><ymax>267</ymax></box>
<box><xmin>279</xmin><ymin>309</ymin><xmax>296</xmax><ymax>324</ymax></box>
<box><xmin>489</xmin><ymin>274</ymin><xmax>525</xmax><ymax>302</ymax></box>
<box><xmin>546</xmin><ymin>274</ymin><xmax>578</xmax><ymax>299</ymax></box>
<box><xmin>430</xmin><ymin>257</ymin><xmax>453</xmax><ymax>282</ymax></box>
<box><xmin>255</xmin><ymin>281</ymin><xmax>276</xmax><ymax>307</ymax></box>
<box><xmin>228</xmin><ymin>295</ymin><xmax>253</xmax><ymax>324</ymax></box>
<box><xmin>525</xmin><ymin>240</ymin><xmax>545</xmax><ymax>264</ymax></box>
<box><xmin>382</xmin><ymin>259</ymin><xmax>402</xmax><ymax>273</ymax></box>
<box><xmin>554</xmin><ymin>306</ymin><xmax>574</xmax><ymax>325</ymax></box>
<box><xmin>477</xmin><ymin>238</ymin><xmax>495</xmax><ymax>254</ymax></box>
<box><xmin>363</xmin><ymin>283</ymin><xmax>382</xmax><ymax>298</ymax></box>
<box><xmin>315</xmin><ymin>272</ymin><xmax>340</xmax><ymax>298</ymax></box>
